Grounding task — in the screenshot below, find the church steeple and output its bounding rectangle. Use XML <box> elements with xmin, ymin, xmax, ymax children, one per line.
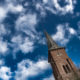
<box><xmin>44</xmin><ymin>31</ymin><xmax>60</xmax><ymax>50</ymax></box>
<box><xmin>45</xmin><ymin>31</ymin><xmax>80</xmax><ymax>80</ymax></box>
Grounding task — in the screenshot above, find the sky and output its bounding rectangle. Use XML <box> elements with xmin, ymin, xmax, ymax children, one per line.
<box><xmin>0</xmin><ymin>0</ymin><xmax>80</xmax><ymax>80</ymax></box>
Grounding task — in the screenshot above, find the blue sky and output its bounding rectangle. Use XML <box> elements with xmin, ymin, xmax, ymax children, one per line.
<box><xmin>0</xmin><ymin>0</ymin><xmax>80</xmax><ymax>80</ymax></box>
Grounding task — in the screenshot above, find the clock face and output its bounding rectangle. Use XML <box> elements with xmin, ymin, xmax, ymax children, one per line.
<box><xmin>57</xmin><ymin>53</ymin><xmax>62</xmax><ymax>56</ymax></box>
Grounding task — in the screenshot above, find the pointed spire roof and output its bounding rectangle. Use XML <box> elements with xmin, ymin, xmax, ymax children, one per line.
<box><xmin>44</xmin><ymin>31</ymin><xmax>61</xmax><ymax>50</ymax></box>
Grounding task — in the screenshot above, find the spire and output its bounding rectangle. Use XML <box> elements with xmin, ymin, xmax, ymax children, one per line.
<box><xmin>44</xmin><ymin>31</ymin><xmax>60</xmax><ymax>50</ymax></box>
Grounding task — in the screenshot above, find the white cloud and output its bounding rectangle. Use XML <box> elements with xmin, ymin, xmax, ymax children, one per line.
<box><xmin>0</xmin><ymin>66</ymin><xmax>12</xmax><ymax>80</ymax></box>
<box><xmin>11</xmin><ymin>35</ymin><xmax>23</xmax><ymax>44</ymax></box>
<box><xmin>10</xmin><ymin>13</ymin><xmax>45</xmax><ymax>54</ymax></box>
<box><xmin>52</xmin><ymin>24</ymin><xmax>77</xmax><ymax>45</ymax></box>
<box><xmin>43</xmin><ymin>0</ymin><xmax>75</xmax><ymax>15</ymax></box>
<box><xmin>15</xmin><ymin>59</ymin><xmax>50</xmax><ymax>80</ymax></box>
<box><xmin>0</xmin><ymin>24</ymin><xmax>10</xmax><ymax>55</ymax></box>
<box><xmin>0</xmin><ymin>0</ymin><xmax>76</xmax><ymax>23</ymax></box>
<box><xmin>0</xmin><ymin>24</ymin><xmax>7</xmax><ymax>36</ymax></box>
<box><xmin>68</xmin><ymin>27</ymin><xmax>76</xmax><ymax>35</ymax></box>
<box><xmin>53</xmin><ymin>25</ymin><xmax>65</xmax><ymax>41</ymax></box>
<box><xmin>11</xmin><ymin>33</ymin><xmax>45</xmax><ymax>54</ymax></box>
<box><xmin>43</xmin><ymin>0</ymin><xmax>48</xmax><ymax>4</ymax></box>
<box><xmin>35</xmin><ymin>3</ymin><xmax>46</xmax><ymax>17</ymax></box>
<box><xmin>10</xmin><ymin>13</ymin><xmax>38</xmax><ymax>54</ymax></box>
<box><xmin>0</xmin><ymin>39</ymin><xmax>8</xmax><ymax>54</ymax></box>
<box><xmin>52</xmin><ymin>25</ymin><xmax>69</xmax><ymax>45</ymax></box>
<box><xmin>38</xmin><ymin>37</ymin><xmax>46</xmax><ymax>45</ymax></box>
<box><xmin>0</xmin><ymin>59</ymin><xmax>4</xmax><ymax>66</ymax></box>
<box><xmin>34</xmin><ymin>0</ymin><xmax>76</xmax><ymax>17</ymax></box>
<box><xmin>16</xmin><ymin>13</ymin><xmax>38</xmax><ymax>33</ymax></box>
<box><xmin>0</xmin><ymin>56</ymin><xmax>11</xmax><ymax>80</ymax></box>
<box><xmin>24</xmin><ymin>2</ymin><xmax>29</xmax><ymax>7</ymax></box>
<box><xmin>0</xmin><ymin>1</ymin><xmax>24</xmax><ymax>22</ymax></box>
<box><xmin>20</xmin><ymin>38</ymin><xmax>34</xmax><ymax>53</ymax></box>
<box><xmin>5</xmin><ymin>0</ymin><xmax>24</xmax><ymax>13</ymax></box>
<box><xmin>43</xmin><ymin>75</ymin><xmax>55</xmax><ymax>80</ymax></box>
<box><xmin>7</xmin><ymin>3</ymin><xmax>24</xmax><ymax>13</ymax></box>
<box><xmin>0</xmin><ymin>7</ymin><xmax>7</xmax><ymax>22</ymax></box>
<box><xmin>11</xmin><ymin>35</ymin><xmax>34</xmax><ymax>54</ymax></box>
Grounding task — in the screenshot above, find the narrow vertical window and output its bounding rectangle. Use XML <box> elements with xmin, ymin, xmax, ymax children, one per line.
<box><xmin>66</xmin><ymin>59</ymin><xmax>70</xmax><ymax>65</ymax></box>
<box><xmin>66</xmin><ymin>58</ymin><xmax>73</xmax><ymax>71</ymax></box>
<box><xmin>63</xmin><ymin>64</ymin><xmax>71</xmax><ymax>74</ymax></box>
<box><xmin>63</xmin><ymin>65</ymin><xmax>68</xmax><ymax>73</ymax></box>
<box><xmin>66</xmin><ymin>65</ymin><xmax>71</xmax><ymax>73</ymax></box>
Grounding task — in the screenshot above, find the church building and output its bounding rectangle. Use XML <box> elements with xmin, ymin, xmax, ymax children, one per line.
<box><xmin>45</xmin><ymin>31</ymin><xmax>80</xmax><ymax>80</ymax></box>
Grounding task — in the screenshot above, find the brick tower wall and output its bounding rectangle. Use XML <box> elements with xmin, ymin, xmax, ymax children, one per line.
<box><xmin>48</xmin><ymin>48</ymin><xmax>78</xmax><ymax>80</ymax></box>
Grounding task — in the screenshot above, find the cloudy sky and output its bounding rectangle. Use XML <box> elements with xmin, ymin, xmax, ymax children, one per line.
<box><xmin>0</xmin><ymin>0</ymin><xmax>80</xmax><ymax>80</ymax></box>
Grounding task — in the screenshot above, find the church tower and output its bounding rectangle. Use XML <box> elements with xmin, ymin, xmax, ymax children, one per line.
<box><xmin>45</xmin><ymin>31</ymin><xmax>79</xmax><ymax>80</ymax></box>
